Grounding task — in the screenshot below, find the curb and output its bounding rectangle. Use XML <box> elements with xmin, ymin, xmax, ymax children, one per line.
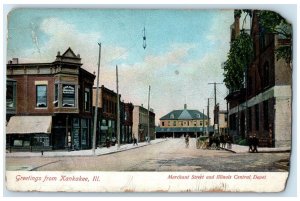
<box><xmin>6</xmin><ymin>140</ymin><xmax>167</xmax><ymax>158</ymax></box>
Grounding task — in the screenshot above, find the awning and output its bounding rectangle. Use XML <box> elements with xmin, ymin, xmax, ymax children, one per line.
<box><xmin>6</xmin><ymin>116</ymin><xmax>52</xmax><ymax>134</ymax></box>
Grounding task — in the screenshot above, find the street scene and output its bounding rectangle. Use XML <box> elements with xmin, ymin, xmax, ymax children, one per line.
<box><xmin>6</xmin><ymin>138</ymin><xmax>289</xmax><ymax>172</ymax></box>
<box><xmin>5</xmin><ymin>8</ymin><xmax>292</xmax><ymax>174</ymax></box>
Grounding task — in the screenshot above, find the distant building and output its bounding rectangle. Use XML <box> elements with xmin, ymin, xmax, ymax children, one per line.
<box><xmin>122</xmin><ymin>102</ymin><xmax>134</xmax><ymax>144</ymax></box>
<box><xmin>218</xmin><ymin>110</ymin><xmax>228</xmax><ymax>135</ymax></box>
<box><xmin>6</xmin><ymin>48</ymin><xmax>95</xmax><ymax>150</ymax></box>
<box><xmin>156</xmin><ymin>104</ymin><xmax>212</xmax><ymax>138</ymax></box>
<box><xmin>132</xmin><ymin>105</ymin><xmax>155</xmax><ymax>142</ymax></box>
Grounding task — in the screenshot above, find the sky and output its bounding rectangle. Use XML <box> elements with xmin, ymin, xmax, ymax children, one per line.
<box><xmin>7</xmin><ymin>8</ymin><xmax>239</xmax><ymax>124</ymax></box>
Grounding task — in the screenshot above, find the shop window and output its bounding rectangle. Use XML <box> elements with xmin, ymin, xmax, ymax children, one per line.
<box><xmin>62</xmin><ymin>84</ymin><xmax>75</xmax><ymax>107</ymax></box>
<box><xmin>33</xmin><ymin>136</ymin><xmax>50</xmax><ymax>146</ymax></box>
<box><xmin>36</xmin><ymin>85</ymin><xmax>47</xmax><ymax>107</ymax></box>
<box><xmin>13</xmin><ymin>140</ymin><xmax>23</xmax><ymax>146</ymax></box>
<box><xmin>81</xmin><ymin>119</ymin><xmax>88</xmax><ymax>146</ymax></box>
<box><xmin>84</xmin><ymin>88</ymin><xmax>90</xmax><ymax>111</ymax></box>
<box><xmin>72</xmin><ymin>118</ymin><xmax>80</xmax><ymax>150</ymax></box>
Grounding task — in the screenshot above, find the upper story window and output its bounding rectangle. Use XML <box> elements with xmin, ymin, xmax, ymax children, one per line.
<box><xmin>170</xmin><ymin>113</ymin><xmax>174</xmax><ymax>119</ymax></box>
<box><xmin>6</xmin><ymin>81</ymin><xmax>16</xmax><ymax>109</ymax></box>
<box><xmin>84</xmin><ymin>88</ymin><xmax>90</xmax><ymax>111</ymax></box>
<box><xmin>62</xmin><ymin>84</ymin><xmax>75</xmax><ymax>107</ymax></box>
<box><xmin>54</xmin><ymin>84</ymin><xmax>58</xmax><ymax>107</ymax></box>
<box><xmin>36</xmin><ymin>85</ymin><xmax>47</xmax><ymax>108</ymax></box>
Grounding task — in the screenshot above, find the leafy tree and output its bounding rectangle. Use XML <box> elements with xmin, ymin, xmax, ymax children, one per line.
<box><xmin>258</xmin><ymin>10</ymin><xmax>292</xmax><ymax>65</ymax></box>
<box><xmin>223</xmin><ymin>30</ymin><xmax>253</xmax><ymax>92</ymax></box>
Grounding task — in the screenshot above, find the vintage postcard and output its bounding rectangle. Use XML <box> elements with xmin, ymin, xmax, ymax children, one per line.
<box><xmin>5</xmin><ymin>7</ymin><xmax>293</xmax><ymax>193</ymax></box>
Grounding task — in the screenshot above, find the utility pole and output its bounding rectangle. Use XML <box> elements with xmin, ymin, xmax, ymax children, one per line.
<box><xmin>202</xmin><ymin>109</ymin><xmax>205</xmax><ymax>136</ymax></box>
<box><xmin>147</xmin><ymin>85</ymin><xmax>151</xmax><ymax>143</ymax></box>
<box><xmin>207</xmin><ymin>98</ymin><xmax>213</xmax><ymax>136</ymax></box>
<box><xmin>208</xmin><ymin>82</ymin><xmax>222</xmax><ymax>135</ymax></box>
<box><xmin>92</xmin><ymin>43</ymin><xmax>101</xmax><ymax>156</ymax></box>
<box><xmin>116</xmin><ymin>65</ymin><xmax>120</xmax><ymax>149</ymax></box>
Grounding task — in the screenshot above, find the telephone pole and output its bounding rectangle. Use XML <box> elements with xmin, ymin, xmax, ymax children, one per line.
<box><xmin>92</xmin><ymin>43</ymin><xmax>101</xmax><ymax>156</ymax></box>
<box><xmin>208</xmin><ymin>82</ymin><xmax>222</xmax><ymax>135</ymax></box>
<box><xmin>147</xmin><ymin>85</ymin><xmax>151</xmax><ymax>143</ymax></box>
<box><xmin>116</xmin><ymin>65</ymin><xmax>120</xmax><ymax>149</ymax></box>
<box><xmin>202</xmin><ymin>109</ymin><xmax>205</xmax><ymax>136</ymax></box>
<box><xmin>207</xmin><ymin>98</ymin><xmax>213</xmax><ymax>136</ymax></box>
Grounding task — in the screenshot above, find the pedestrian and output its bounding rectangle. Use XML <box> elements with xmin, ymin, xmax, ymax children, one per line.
<box><xmin>106</xmin><ymin>137</ymin><xmax>110</xmax><ymax>148</ymax></box>
<box><xmin>247</xmin><ymin>135</ymin><xmax>253</xmax><ymax>152</ymax></box>
<box><xmin>227</xmin><ymin>134</ymin><xmax>232</xmax><ymax>149</ymax></box>
<box><xmin>185</xmin><ymin>134</ymin><xmax>190</xmax><ymax>148</ymax></box>
<box><xmin>252</xmin><ymin>134</ymin><xmax>259</xmax><ymax>153</ymax></box>
<box><xmin>133</xmin><ymin>136</ymin><xmax>138</xmax><ymax>146</ymax></box>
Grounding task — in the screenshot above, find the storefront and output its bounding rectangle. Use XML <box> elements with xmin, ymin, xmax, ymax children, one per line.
<box><xmin>6</xmin><ymin>116</ymin><xmax>52</xmax><ymax>151</ymax></box>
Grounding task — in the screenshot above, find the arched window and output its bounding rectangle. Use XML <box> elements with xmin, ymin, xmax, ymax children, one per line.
<box><xmin>170</xmin><ymin>113</ymin><xmax>174</xmax><ymax>119</ymax></box>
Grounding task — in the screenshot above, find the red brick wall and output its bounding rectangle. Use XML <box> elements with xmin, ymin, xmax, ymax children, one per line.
<box><xmin>8</xmin><ymin>75</ymin><xmax>55</xmax><ymax>115</ymax></box>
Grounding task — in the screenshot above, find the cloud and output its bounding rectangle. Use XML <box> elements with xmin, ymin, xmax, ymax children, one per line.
<box><xmin>8</xmin><ymin>17</ymin><xmax>230</xmax><ymax>125</ymax></box>
<box><xmin>11</xmin><ymin>17</ymin><xmax>128</xmax><ymax>78</ymax></box>
<box><xmin>114</xmin><ymin>41</ymin><xmax>229</xmax><ymax>124</ymax></box>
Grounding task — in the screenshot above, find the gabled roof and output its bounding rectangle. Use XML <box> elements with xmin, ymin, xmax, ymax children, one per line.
<box><xmin>160</xmin><ymin>109</ymin><xmax>208</xmax><ymax>120</ymax></box>
<box><xmin>62</xmin><ymin>47</ymin><xmax>78</xmax><ymax>58</ymax></box>
<box><xmin>55</xmin><ymin>47</ymin><xmax>82</xmax><ymax>64</ymax></box>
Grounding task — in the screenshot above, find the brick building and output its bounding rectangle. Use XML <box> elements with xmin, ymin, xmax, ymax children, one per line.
<box><xmin>6</xmin><ymin>48</ymin><xmax>95</xmax><ymax>150</ymax></box>
<box><xmin>92</xmin><ymin>85</ymin><xmax>134</xmax><ymax>146</ymax></box>
<box><xmin>93</xmin><ymin>86</ymin><xmax>118</xmax><ymax>147</ymax></box>
<box><xmin>225</xmin><ymin>11</ymin><xmax>292</xmax><ymax>147</ymax></box>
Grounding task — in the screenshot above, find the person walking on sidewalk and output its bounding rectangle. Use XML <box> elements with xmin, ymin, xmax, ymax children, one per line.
<box><xmin>247</xmin><ymin>135</ymin><xmax>253</xmax><ymax>153</ymax></box>
<box><xmin>133</xmin><ymin>136</ymin><xmax>138</xmax><ymax>146</ymax></box>
<box><xmin>185</xmin><ymin>134</ymin><xmax>190</xmax><ymax>148</ymax></box>
<box><xmin>252</xmin><ymin>134</ymin><xmax>259</xmax><ymax>153</ymax></box>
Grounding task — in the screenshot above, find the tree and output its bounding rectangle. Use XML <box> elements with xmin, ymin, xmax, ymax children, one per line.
<box><xmin>258</xmin><ymin>10</ymin><xmax>292</xmax><ymax>65</ymax></box>
<box><xmin>223</xmin><ymin>30</ymin><xmax>253</xmax><ymax>92</ymax></box>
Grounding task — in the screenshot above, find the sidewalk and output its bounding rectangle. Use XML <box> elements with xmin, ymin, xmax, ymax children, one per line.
<box><xmin>222</xmin><ymin>144</ymin><xmax>291</xmax><ymax>153</ymax></box>
<box><xmin>6</xmin><ymin>139</ymin><xmax>167</xmax><ymax>157</ymax></box>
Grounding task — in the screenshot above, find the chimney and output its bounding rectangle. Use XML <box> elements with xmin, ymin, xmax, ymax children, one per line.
<box><xmin>184</xmin><ymin>104</ymin><xmax>187</xmax><ymax>110</ymax></box>
<box><xmin>234</xmin><ymin>9</ymin><xmax>241</xmax><ymax>39</ymax></box>
<box><xmin>12</xmin><ymin>58</ymin><xmax>18</xmax><ymax>64</ymax></box>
